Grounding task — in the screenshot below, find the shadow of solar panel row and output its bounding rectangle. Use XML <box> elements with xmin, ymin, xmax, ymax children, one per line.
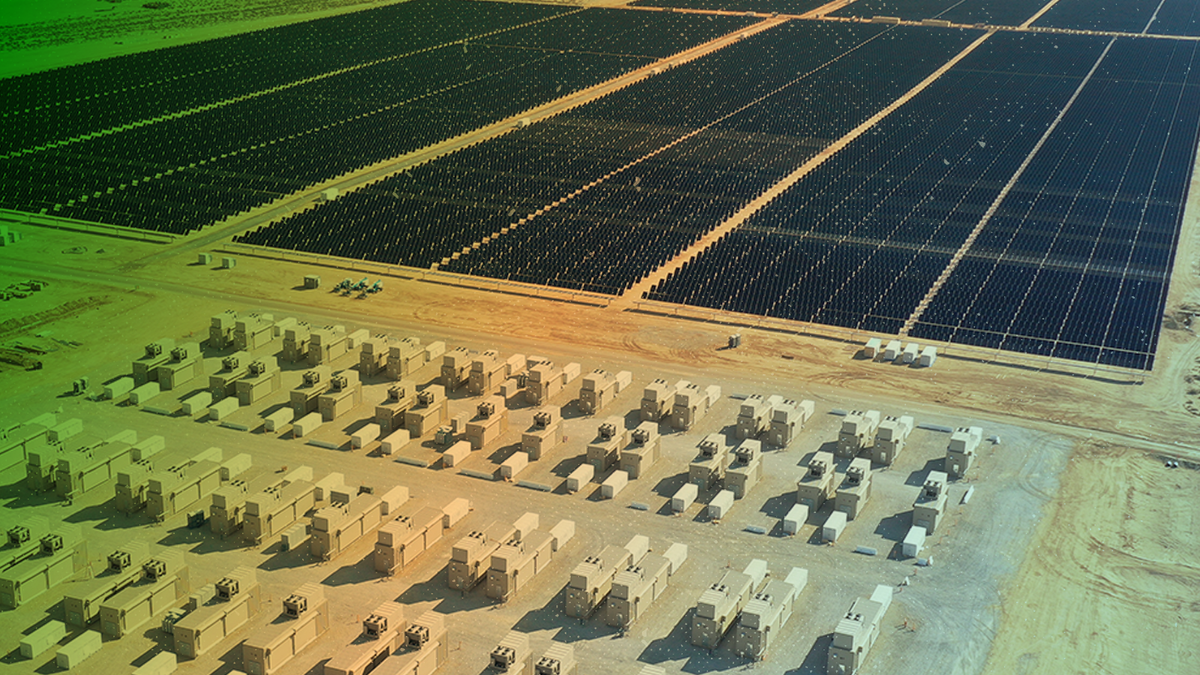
<box><xmin>443</xmin><ymin>25</ymin><xmax>983</xmax><ymax>294</ymax></box>
<box><xmin>627</xmin><ymin>0</ymin><xmax>829</xmax><ymax>14</ymax></box>
<box><xmin>644</xmin><ymin>32</ymin><xmax>1108</xmax><ymax>331</ymax></box>
<box><xmin>233</xmin><ymin>21</ymin><xmax>906</xmax><ymax>269</ymax></box>
<box><xmin>829</xmin><ymin>0</ymin><xmax>1048</xmax><ymax>26</ymax></box>
<box><xmin>1034</xmin><ymin>0</ymin><xmax>1200</xmax><ymax>36</ymax></box>
<box><xmin>912</xmin><ymin>38</ymin><xmax>1200</xmax><ymax>370</ymax></box>
<box><xmin>6</xmin><ymin>9</ymin><xmax>753</xmax><ymax>235</ymax></box>
<box><xmin>0</xmin><ymin>0</ymin><xmax>572</xmax><ymax>155</ymax></box>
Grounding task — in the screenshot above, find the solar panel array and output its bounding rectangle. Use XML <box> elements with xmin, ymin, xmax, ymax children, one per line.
<box><xmin>0</xmin><ymin>3</ymin><xmax>755</xmax><ymax>235</ymax></box>
<box><xmin>235</xmin><ymin>20</ymin><xmax>903</xmax><ymax>269</ymax></box>
<box><xmin>645</xmin><ymin>32</ymin><xmax>1110</xmax><ymax>331</ymax></box>
<box><xmin>1</xmin><ymin>0</ymin><xmax>566</xmax><ymax>155</ymax></box>
<box><xmin>647</xmin><ymin>32</ymin><xmax>1199</xmax><ymax>370</ymax></box>
<box><xmin>829</xmin><ymin>0</ymin><xmax>1048</xmax><ymax>25</ymax></box>
<box><xmin>1034</xmin><ymin>0</ymin><xmax>1200</xmax><ymax>36</ymax></box>
<box><xmin>627</xmin><ymin>0</ymin><xmax>829</xmax><ymax>14</ymax></box>
<box><xmin>236</xmin><ymin>23</ymin><xmax>981</xmax><ymax>295</ymax></box>
<box><xmin>911</xmin><ymin>38</ymin><xmax>1200</xmax><ymax>370</ymax></box>
<box><xmin>8</xmin><ymin>3</ymin><xmax>1199</xmax><ymax>371</ymax></box>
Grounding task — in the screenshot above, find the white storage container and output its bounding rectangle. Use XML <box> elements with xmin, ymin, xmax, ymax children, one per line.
<box><xmin>133</xmin><ymin>651</ymin><xmax>177</xmax><ymax>675</ymax></box>
<box><xmin>129</xmin><ymin>382</ymin><xmax>161</xmax><ymax>405</ymax></box>
<box><xmin>55</xmin><ymin>630</ymin><xmax>102</xmax><ymax>669</ymax></box>
<box><xmin>209</xmin><ymin>397</ymin><xmax>239</xmax><ymax>421</ymax></box>
<box><xmin>132</xmin><ymin>435</ymin><xmax>166</xmax><ymax>461</ymax></box>
<box><xmin>601</xmin><ymin>470</ymin><xmax>628</xmax><ymax>499</ymax></box>
<box><xmin>615</xmin><ymin>370</ymin><xmax>632</xmax><ymax>392</ymax></box>
<box><xmin>313</xmin><ymin>473</ymin><xmax>343</xmax><ymax>500</ymax></box>
<box><xmin>883</xmin><ymin>339</ymin><xmax>902</xmax><ymax>361</ymax></box>
<box><xmin>783</xmin><ymin>503</ymin><xmax>809</xmax><ymax>535</ymax></box>
<box><xmin>292</xmin><ymin>412</ymin><xmax>322</xmax><ymax>437</ymax></box>
<box><xmin>380</xmin><ymin>429</ymin><xmax>410</xmax><ymax>455</ymax></box>
<box><xmin>548</xmin><ymin>520</ymin><xmax>575</xmax><ymax>551</ymax></box>
<box><xmin>919</xmin><ymin>346</ymin><xmax>938</xmax><ymax>367</ymax></box>
<box><xmin>513</xmin><ymin>513</ymin><xmax>539</xmax><ymax>541</ymax></box>
<box><xmin>220</xmin><ymin>453</ymin><xmax>252</xmax><ymax>480</ymax></box>
<box><xmin>566</xmin><ymin>464</ymin><xmax>593</xmax><ymax>492</ymax></box>
<box><xmin>424</xmin><ymin>341</ymin><xmax>446</xmax><ymax>360</ymax></box>
<box><xmin>347</xmin><ymin>328</ymin><xmax>369</xmax><ymax>349</ymax></box>
<box><xmin>671</xmin><ymin>483</ymin><xmax>698</xmax><ymax>513</ymax></box>
<box><xmin>181</xmin><ymin>391</ymin><xmax>212</xmax><ymax>415</ymax></box>
<box><xmin>263</xmin><ymin>407</ymin><xmax>294</xmax><ymax>433</ymax></box>
<box><xmin>500</xmin><ymin>451</ymin><xmax>529</xmax><ymax>479</ymax></box>
<box><xmin>104</xmin><ymin>377</ymin><xmax>134</xmax><ymax>400</ymax></box>
<box><xmin>863</xmin><ymin>337</ymin><xmax>882</xmax><ymax>358</ymax></box>
<box><xmin>19</xmin><ymin>620</ymin><xmax>66</xmax><ymax>658</ymax></box>
<box><xmin>663</xmin><ymin>542</ymin><xmax>688</xmax><ymax>574</ymax></box>
<box><xmin>380</xmin><ymin>486</ymin><xmax>410</xmax><ymax>515</ymax></box>
<box><xmin>624</xmin><ymin>535</ymin><xmax>650</xmax><ymax>562</ymax></box>
<box><xmin>442</xmin><ymin>497</ymin><xmax>471</xmax><ymax>528</ymax></box>
<box><xmin>708</xmin><ymin>490</ymin><xmax>735</xmax><ymax>519</ymax></box>
<box><xmin>823</xmin><ymin>511</ymin><xmax>847</xmax><ymax>542</ymax></box>
<box><xmin>442</xmin><ymin>441</ymin><xmax>470</xmax><ymax>467</ymax></box>
<box><xmin>563</xmin><ymin>362</ymin><xmax>581</xmax><ymax>383</ymax></box>
<box><xmin>49</xmin><ymin>418</ymin><xmax>84</xmax><ymax>442</ymax></box>
<box><xmin>902</xmin><ymin>525</ymin><xmax>927</xmax><ymax>557</ymax></box>
<box><xmin>352</xmin><ymin>423</ymin><xmax>381</xmax><ymax>449</ymax></box>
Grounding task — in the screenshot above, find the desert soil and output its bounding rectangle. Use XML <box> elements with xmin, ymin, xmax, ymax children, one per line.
<box><xmin>1</xmin><ymin>2</ymin><xmax>1199</xmax><ymax>674</ymax></box>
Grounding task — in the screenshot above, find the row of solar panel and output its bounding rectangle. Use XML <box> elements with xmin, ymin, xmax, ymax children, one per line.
<box><xmin>829</xmin><ymin>0</ymin><xmax>1051</xmax><ymax>26</ymax></box>
<box><xmin>233</xmin><ymin>21</ymin><xmax>904</xmax><ymax>265</ymax></box>
<box><xmin>644</xmin><ymin>33</ymin><xmax>1106</xmax><ymax>325</ymax></box>
<box><xmin>911</xmin><ymin>38</ymin><xmax>1200</xmax><ymax>369</ymax></box>
<box><xmin>629</xmin><ymin>0</ymin><xmax>829</xmax><ymax>14</ymax></box>
<box><xmin>1</xmin><ymin>8</ymin><xmax>760</xmax><ymax>235</ymax></box>
<box><xmin>1031</xmin><ymin>0</ymin><xmax>1200</xmax><ymax>36</ymax></box>
<box><xmin>444</xmin><ymin>24</ymin><xmax>982</xmax><ymax>294</ymax></box>
<box><xmin>24</xmin><ymin>52</ymin><xmax>648</xmax><ymax>234</ymax></box>
<box><xmin>1</xmin><ymin>5</ymin><xmax>754</xmax><ymax>156</ymax></box>
<box><xmin>235</xmin><ymin>23</ymin><xmax>979</xmax><ymax>295</ymax></box>
<box><xmin>636</xmin><ymin>0</ymin><xmax>1200</xmax><ymax>37</ymax></box>
<box><xmin>0</xmin><ymin>0</ymin><xmax>573</xmax><ymax>154</ymax></box>
<box><xmin>646</xmin><ymin>33</ymin><xmax>1196</xmax><ymax>369</ymax></box>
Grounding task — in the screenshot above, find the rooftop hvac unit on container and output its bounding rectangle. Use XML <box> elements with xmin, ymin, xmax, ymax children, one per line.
<box><xmin>107</xmin><ymin>549</ymin><xmax>134</xmax><ymax>573</ymax></box>
<box><xmin>363</xmin><ymin>612</ymin><xmax>390</xmax><ymax>639</ymax></box>
<box><xmin>216</xmin><ymin>575</ymin><xmax>240</xmax><ymax>600</ymax></box>
<box><xmin>143</xmin><ymin>558</ymin><xmax>168</xmax><ymax>581</ymax></box>
<box><xmin>41</xmin><ymin>532</ymin><xmax>64</xmax><ymax>553</ymax></box>
<box><xmin>283</xmin><ymin>592</ymin><xmax>307</xmax><ymax>617</ymax></box>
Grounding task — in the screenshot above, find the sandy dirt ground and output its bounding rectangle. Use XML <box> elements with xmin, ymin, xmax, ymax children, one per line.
<box><xmin>7</xmin><ymin>225</ymin><xmax>1195</xmax><ymax>450</ymax></box>
<box><xmin>1</xmin><ymin>3</ymin><xmax>1199</xmax><ymax>675</ymax></box>
<box><xmin>981</xmin><ymin>441</ymin><xmax>1200</xmax><ymax>675</ymax></box>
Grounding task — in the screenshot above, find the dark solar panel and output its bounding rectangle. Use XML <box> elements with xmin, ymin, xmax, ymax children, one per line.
<box><xmin>1035</xmin><ymin>0</ymin><xmax>1200</xmax><ymax>36</ymax></box>
<box><xmin>1</xmin><ymin>6</ymin><xmax>755</xmax><ymax>235</ymax></box>
<box><xmin>912</xmin><ymin>38</ymin><xmax>1200</xmax><ymax>370</ymax></box>
<box><xmin>830</xmin><ymin>0</ymin><xmax>1048</xmax><ymax>25</ymax></box>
